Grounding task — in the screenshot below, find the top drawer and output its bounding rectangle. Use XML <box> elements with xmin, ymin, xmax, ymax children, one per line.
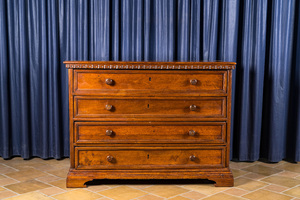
<box><xmin>73</xmin><ymin>70</ymin><xmax>227</xmax><ymax>96</ymax></box>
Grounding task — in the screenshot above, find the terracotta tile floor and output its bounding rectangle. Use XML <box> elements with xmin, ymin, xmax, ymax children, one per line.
<box><xmin>0</xmin><ymin>158</ymin><xmax>299</xmax><ymax>200</ymax></box>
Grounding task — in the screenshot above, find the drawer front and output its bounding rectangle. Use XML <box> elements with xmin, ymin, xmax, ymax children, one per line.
<box><xmin>75</xmin><ymin>122</ymin><xmax>226</xmax><ymax>144</ymax></box>
<box><xmin>74</xmin><ymin>97</ymin><xmax>226</xmax><ymax>119</ymax></box>
<box><xmin>75</xmin><ymin>147</ymin><xmax>225</xmax><ymax>170</ymax></box>
<box><xmin>74</xmin><ymin>70</ymin><xmax>227</xmax><ymax>96</ymax></box>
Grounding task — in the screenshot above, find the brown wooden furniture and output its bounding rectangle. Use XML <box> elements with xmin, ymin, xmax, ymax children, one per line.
<box><xmin>64</xmin><ymin>61</ymin><xmax>236</xmax><ymax>187</ymax></box>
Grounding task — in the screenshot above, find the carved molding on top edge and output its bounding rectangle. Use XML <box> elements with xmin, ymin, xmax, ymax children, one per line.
<box><xmin>65</xmin><ymin>64</ymin><xmax>236</xmax><ymax>70</ymax></box>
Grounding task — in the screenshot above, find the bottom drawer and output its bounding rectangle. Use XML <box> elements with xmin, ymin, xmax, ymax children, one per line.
<box><xmin>75</xmin><ymin>147</ymin><xmax>225</xmax><ymax>170</ymax></box>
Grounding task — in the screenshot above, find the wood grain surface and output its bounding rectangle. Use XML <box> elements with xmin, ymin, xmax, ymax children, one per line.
<box><xmin>66</xmin><ymin>61</ymin><xmax>235</xmax><ymax>188</ymax></box>
<box><xmin>74</xmin><ymin>122</ymin><xmax>226</xmax><ymax>144</ymax></box>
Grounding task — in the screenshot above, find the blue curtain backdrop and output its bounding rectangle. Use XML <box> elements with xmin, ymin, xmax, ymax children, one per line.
<box><xmin>0</xmin><ymin>0</ymin><xmax>299</xmax><ymax>162</ymax></box>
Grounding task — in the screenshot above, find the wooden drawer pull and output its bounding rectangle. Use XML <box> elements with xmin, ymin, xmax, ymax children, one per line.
<box><xmin>105</xmin><ymin>78</ymin><xmax>114</xmax><ymax>85</ymax></box>
<box><xmin>190</xmin><ymin>79</ymin><xmax>198</xmax><ymax>85</ymax></box>
<box><xmin>189</xmin><ymin>105</ymin><xmax>197</xmax><ymax>111</ymax></box>
<box><xmin>105</xmin><ymin>104</ymin><xmax>113</xmax><ymax>111</ymax></box>
<box><xmin>188</xmin><ymin>130</ymin><xmax>196</xmax><ymax>136</ymax></box>
<box><xmin>106</xmin><ymin>130</ymin><xmax>113</xmax><ymax>136</ymax></box>
<box><xmin>189</xmin><ymin>155</ymin><xmax>196</xmax><ymax>161</ymax></box>
<box><xmin>107</xmin><ymin>155</ymin><xmax>114</xmax><ymax>162</ymax></box>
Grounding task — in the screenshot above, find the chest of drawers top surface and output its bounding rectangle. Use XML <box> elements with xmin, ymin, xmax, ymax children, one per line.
<box><xmin>65</xmin><ymin>61</ymin><xmax>235</xmax><ymax>188</ymax></box>
<box><xmin>64</xmin><ymin>61</ymin><xmax>236</xmax><ymax>69</ymax></box>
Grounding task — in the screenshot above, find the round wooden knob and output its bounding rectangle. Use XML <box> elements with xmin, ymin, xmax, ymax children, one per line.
<box><xmin>189</xmin><ymin>155</ymin><xmax>196</xmax><ymax>161</ymax></box>
<box><xmin>105</xmin><ymin>104</ymin><xmax>113</xmax><ymax>111</ymax></box>
<box><xmin>105</xmin><ymin>78</ymin><xmax>114</xmax><ymax>85</ymax></box>
<box><xmin>106</xmin><ymin>130</ymin><xmax>113</xmax><ymax>136</ymax></box>
<box><xmin>189</xmin><ymin>105</ymin><xmax>197</xmax><ymax>111</ymax></box>
<box><xmin>188</xmin><ymin>130</ymin><xmax>196</xmax><ymax>136</ymax></box>
<box><xmin>107</xmin><ymin>155</ymin><xmax>114</xmax><ymax>162</ymax></box>
<box><xmin>190</xmin><ymin>79</ymin><xmax>198</xmax><ymax>85</ymax></box>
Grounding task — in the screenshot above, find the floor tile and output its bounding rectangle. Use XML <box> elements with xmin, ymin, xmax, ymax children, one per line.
<box><xmin>5</xmin><ymin>191</ymin><xmax>53</xmax><ymax>200</ymax></box>
<box><xmin>0</xmin><ymin>164</ymin><xmax>18</xmax><ymax>174</ymax></box>
<box><xmin>0</xmin><ymin>178</ymin><xmax>19</xmax><ymax>186</ymax></box>
<box><xmin>7</xmin><ymin>165</ymin><xmax>35</xmax><ymax>171</ymax></box>
<box><xmin>39</xmin><ymin>186</ymin><xmax>66</xmax><ymax>196</ymax></box>
<box><xmin>224</xmin><ymin>188</ymin><xmax>248</xmax><ymax>196</ymax></box>
<box><xmin>230</xmin><ymin>161</ymin><xmax>256</xmax><ymax>169</ymax></box>
<box><xmin>0</xmin><ymin>159</ymin><xmax>299</xmax><ymax>200</ymax></box>
<box><xmin>261</xmin><ymin>176</ymin><xmax>300</xmax><ymax>187</ymax></box>
<box><xmin>277</xmin><ymin>171</ymin><xmax>300</xmax><ymax>178</ymax></box>
<box><xmin>203</xmin><ymin>192</ymin><xmax>244</xmax><ymax>200</ymax></box>
<box><xmin>97</xmin><ymin>197</ymin><xmax>114</xmax><ymax>200</ymax></box>
<box><xmin>242</xmin><ymin>189</ymin><xmax>292</xmax><ymax>200</ymax></box>
<box><xmin>0</xmin><ymin>174</ymin><xmax>7</xmax><ymax>179</ymax></box>
<box><xmin>181</xmin><ymin>184</ymin><xmax>227</xmax><ymax>195</ymax></box>
<box><xmin>264</xmin><ymin>184</ymin><xmax>289</xmax><ymax>192</ymax></box>
<box><xmin>36</xmin><ymin>175</ymin><xmax>61</xmax><ymax>183</ymax></box>
<box><xmin>41</xmin><ymin>158</ymin><xmax>69</xmax><ymax>166</ymax></box>
<box><xmin>242</xmin><ymin>172</ymin><xmax>266</xmax><ymax>180</ymax></box>
<box><xmin>138</xmin><ymin>194</ymin><xmax>164</xmax><ymax>200</ymax></box>
<box><xmin>101</xmin><ymin>184</ymin><xmax>120</xmax><ymax>188</ymax></box>
<box><xmin>4</xmin><ymin>179</ymin><xmax>50</xmax><ymax>194</ymax></box>
<box><xmin>128</xmin><ymin>184</ymin><xmax>152</xmax><ymax>190</ymax></box>
<box><xmin>168</xmin><ymin>196</ymin><xmax>191</xmax><ymax>200</ymax></box>
<box><xmin>231</xmin><ymin>169</ymin><xmax>248</xmax><ymax>177</ymax></box>
<box><xmin>275</xmin><ymin>162</ymin><xmax>300</xmax><ymax>173</ymax></box>
<box><xmin>1</xmin><ymin>159</ymin><xmax>39</xmax><ymax>170</ymax></box>
<box><xmin>283</xmin><ymin>186</ymin><xmax>300</xmax><ymax>198</ymax></box>
<box><xmin>277</xmin><ymin>162</ymin><xmax>300</xmax><ymax>173</ymax></box>
<box><xmin>0</xmin><ymin>190</ymin><xmax>17</xmax><ymax>199</ymax></box>
<box><xmin>46</xmin><ymin>168</ymin><xmax>69</xmax><ymax>178</ymax></box>
<box><xmin>86</xmin><ymin>185</ymin><xmax>111</xmax><ymax>192</ymax></box>
<box><xmin>99</xmin><ymin>186</ymin><xmax>147</xmax><ymax>200</ymax></box>
<box><xmin>181</xmin><ymin>191</ymin><xmax>207</xmax><ymax>199</ymax></box>
<box><xmin>53</xmin><ymin>189</ymin><xmax>102</xmax><ymax>200</ymax></box>
<box><xmin>5</xmin><ymin>168</ymin><xmax>47</xmax><ymax>181</ymax></box>
<box><xmin>234</xmin><ymin>177</ymin><xmax>268</xmax><ymax>191</ymax></box>
<box><xmin>257</xmin><ymin>161</ymin><xmax>285</xmax><ymax>168</ymax></box>
<box><xmin>242</xmin><ymin>165</ymin><xmax>282</xmax><ymax>176</ymax></box>
<box><xmin>142</xmin><ymin>185</ymin><xmax>189</xmax><ymax>198</ymax></box>
<box><xmin>31</xmin><ymin>163</ymin><xmax>65</xmax><ymax>172</ymax></box>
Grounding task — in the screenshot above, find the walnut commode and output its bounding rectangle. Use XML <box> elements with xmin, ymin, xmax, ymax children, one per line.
<box><xmin>64</xmin><ymin>61</ymin><xmax>235</xmax><ymax>187</ymax></box>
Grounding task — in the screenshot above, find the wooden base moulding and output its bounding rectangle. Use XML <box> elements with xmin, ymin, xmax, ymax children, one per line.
<box><xmin>67</xmin><ymin>168</ymin><xmax>234</xmax><ymax>188</ymax></box>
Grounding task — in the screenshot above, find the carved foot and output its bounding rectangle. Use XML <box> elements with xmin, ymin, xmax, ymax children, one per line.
<box><xmin>66</xmin><ymin>176</ymin><xmax>93</xmax><ymax>188</ymax></box>
<box><xmin>212</xmin><ymin>177</ymin><xmax>234</xmax><ymax>187</ymax></box>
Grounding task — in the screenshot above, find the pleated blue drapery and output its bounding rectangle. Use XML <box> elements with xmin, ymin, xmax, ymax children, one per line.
<box><xmin>0</xmin><ymin>0</ymin><xmax>299</xmax><ymax>162</ymax></box>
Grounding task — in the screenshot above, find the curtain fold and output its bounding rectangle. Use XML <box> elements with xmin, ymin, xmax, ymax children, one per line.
<box><xmin>233</xmin><ymin>0</ymin><xmax>268</xmax><ymax>161</ymax></box>
<box><xmin>261</xmin><ymin>0</ymin><xmax>296</xmax><ymax>161</ymax></box>
<box><xmin>0</xmin><ymin>0</ymin><xmax>9</xmax><ymax>159</ymax></box>
<box><xmin>0</xmin><ymin>0</ymin><xmax>299</xmax><ymax>162</ymax></box>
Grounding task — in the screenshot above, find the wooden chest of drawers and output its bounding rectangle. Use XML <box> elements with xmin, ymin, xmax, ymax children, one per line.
<box><xmin>64</xmin><ymin>61</ymin><xmax>235</xmax><ymax>187</ymax></box>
